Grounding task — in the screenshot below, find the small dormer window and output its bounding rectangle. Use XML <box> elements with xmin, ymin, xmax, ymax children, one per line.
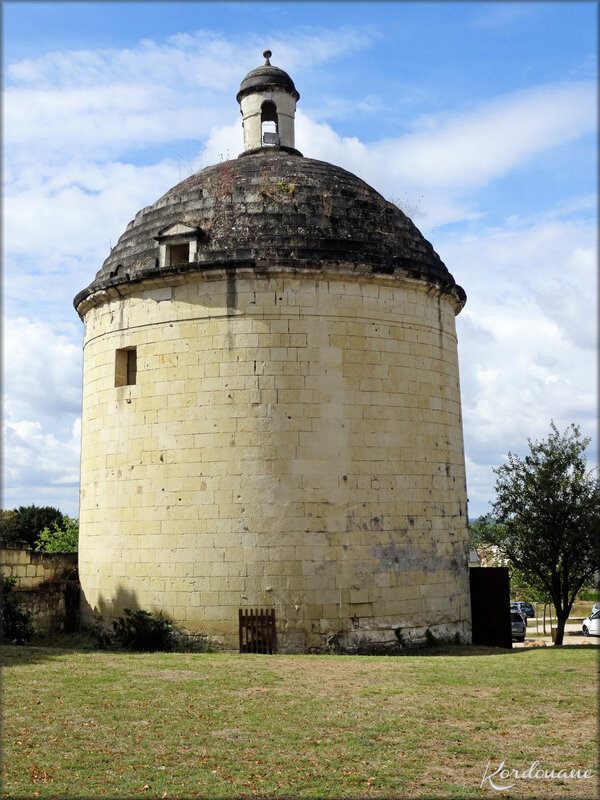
<box><xmin>261</xmin><ymin>101</ymin><xmax>279</xmax><ymax>146</ymax></box>
<box><xmin>168</xmin><ymin>242</ymin><xmax>190</xmax><ymax>266</ymax></box>
<box><xmin>154</xmin><ymin>222</ymin><xmax>203</xmax><ymax>268</ymax></box>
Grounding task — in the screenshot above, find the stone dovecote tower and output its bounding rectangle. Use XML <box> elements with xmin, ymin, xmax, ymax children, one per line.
<box><xmin>74</xmin><ymin>52</ymin><xmax>472</xmax><ymax>652</ymax></box>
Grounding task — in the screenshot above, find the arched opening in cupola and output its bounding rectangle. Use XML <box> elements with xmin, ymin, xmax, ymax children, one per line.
<box><xmin>261</xmin><ymin>101</ymin><xmax>279</xmax><ymax>146</ymax></box>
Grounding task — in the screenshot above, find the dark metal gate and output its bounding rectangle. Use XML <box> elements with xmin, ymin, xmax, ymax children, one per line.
<box><xmin>469</xmin><ymin>566</ymin><xmax>512</xmax><ymax>648</ymax></box>
<box><xmin>238</xmin><ymin>608</ymin><xmax>276</xmax><ymax>654</ymax></box>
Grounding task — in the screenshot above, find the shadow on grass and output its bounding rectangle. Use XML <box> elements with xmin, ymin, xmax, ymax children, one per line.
<box><xmin>1</xmin><ymin>639</ymin><xmax>95</xmax><ymax>667</ymax></box>
<box><xmin>349</xmin><ymin>644</ymin><xmax>592</xmax><ymax>658</ymax></box>
<box><xmin>405</xmin><ymin>643</ymin><xmax>599</xmax><ymax>657</ymax></box>
<box><xmin>1</xmin><ymin>584</ymin><xmax>141</xmax><ymax>666</ymax></box>
<box><xmin>3</xmin><ymin>639</ymin><xmax>597</xmax><ymax>669</ymax></box>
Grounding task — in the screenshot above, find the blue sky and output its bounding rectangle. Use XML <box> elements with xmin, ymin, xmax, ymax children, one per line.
<box><xmin>2</xmin><ymin>1</ymin><xmax>597</xmax><ymax>518</ymax></box>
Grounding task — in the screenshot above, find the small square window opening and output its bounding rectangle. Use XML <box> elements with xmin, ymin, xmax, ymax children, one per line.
<box><xmin>168</xmin><ymin>242</ymin><xmax>190</xmax><ymax>266</ymax></box>
<box><xmin>115</xmin><ymin>347</ymin><xmax>137</xmax><ymax>387</ymax></box>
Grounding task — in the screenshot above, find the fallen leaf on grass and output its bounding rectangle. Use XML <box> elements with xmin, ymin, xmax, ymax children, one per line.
<box><xmin>30</xmin><ymin>768</ymin><xmax>53</xmax><ymax>783</ymax></box>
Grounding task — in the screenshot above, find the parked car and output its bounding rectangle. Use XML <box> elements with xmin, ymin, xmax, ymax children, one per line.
<box><xmin>510</xmin><ymin>603</ymin><xmax>527</xmax><ymax>625</ymax></box>
<box><xmin>510</xmin><ymin>611</ymin><xmax>526</xmax><ymax>642</ymax></box>
<box><xmin>514</xmin><ymin>601</ymin><xmax>535</xmax><ymax>618</ymax></box>
<box><xmin>582</xmin><ymin>610</ymin><xmax>600</xmax><ymax>637</ymax></box>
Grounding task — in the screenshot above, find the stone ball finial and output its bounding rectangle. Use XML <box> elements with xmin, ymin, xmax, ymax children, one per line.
<box><xmin>263</xmin><ymin>49</ymin><xmax>272</xmax><ymax>65</ymax></box>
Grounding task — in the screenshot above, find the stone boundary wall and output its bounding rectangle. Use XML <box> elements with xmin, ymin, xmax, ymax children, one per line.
<box><xmin>1</xmin><ymin>540</ymin><xmax>80</xmax><ymax>634</ymax></box>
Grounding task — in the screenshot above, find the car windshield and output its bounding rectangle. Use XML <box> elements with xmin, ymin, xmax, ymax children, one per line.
<box><xmin>510</xmin><ymin>613</ymin><xmax>523</xmax><ymax>622</ymax></box>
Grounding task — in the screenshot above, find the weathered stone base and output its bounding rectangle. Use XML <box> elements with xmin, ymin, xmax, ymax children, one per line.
<box><xmin>81</xmin><ymin>602</ymin><xmax>471</xmax><ymax>654</ymax></box>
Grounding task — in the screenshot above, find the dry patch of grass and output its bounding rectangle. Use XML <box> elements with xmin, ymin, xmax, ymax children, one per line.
<box><xmin>2</xmin><ymin>644</ymin><xmax>598</xmax><ymax>798</ymax></box>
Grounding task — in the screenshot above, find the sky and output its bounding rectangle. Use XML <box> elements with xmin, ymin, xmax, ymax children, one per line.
<box><xmin>2</xmin><ymin>0</ymin><xmax>597</xmax><ymax>520</ymax></box>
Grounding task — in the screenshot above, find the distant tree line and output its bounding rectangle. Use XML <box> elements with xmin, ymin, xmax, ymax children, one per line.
<box><xmin>0</xmin><ymin>505</ymin><xmax>78</xmax><ymax>552</ymax></box>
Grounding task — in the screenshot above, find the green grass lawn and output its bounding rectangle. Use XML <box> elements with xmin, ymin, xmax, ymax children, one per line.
<box><xmin>2</xmin><ymin>644</ymin><xmax>598</xmax><ymax>799</ymax></box>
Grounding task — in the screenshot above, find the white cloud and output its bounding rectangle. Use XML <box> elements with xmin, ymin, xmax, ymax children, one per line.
<box><xmin>6</xmin><ymin>34</ymin><xmax>241</xmax><ymax>90</ymax></box>
<box><xmin>4</xmin><ymin>84</ymin><xmax>225</xmax><ymax>158</ymax></box>
<box><xmin>446</xmin><ymin>217</ymin><xmax>597</xmax><ymax>350</ymax></box>
<box><xmin>297</xmin><ymin>81</ymin><xmax>596</xmax><ymax>195</ymax></box>
<box><xmin>2</xmin><ymin>317</ymin><xmax>83</xmax><ymax>514</ymax></box>
<box><xmin>294</xmin><ymin>115</ymin><xmax>470</xmax><ymax>225</ymax></box>
<box><xmin>3</xmin><ymin>416</ymin><xmax>81</xmax><ymax>516</ymax></box>
<box><xmin>3</xmin><ymin>317</ymin><xmax>82</xmax><ymax>423</ymax></box>
<box><xmin>4</xmin><ymin>27</ymin><xmax>378</xmax><ymax>161</ymax></box>
<box><xmin>506</xmin><ymin>193</ymin><xmax>596</xmax><ymax>227</ymax></box>
<box><xmin>444</xmin><ymin>214</ymin><xmax>597</xmax><ymax>516</ymax></box>
<box><xmin>292</xmin><ymin>82</ymin><xmax>596</xmax><ymax>228</ymax></box>
<box><xmin>199</xmin><ymin>120</ymin><xmax>246</xmax><ymax>166</ymax></box>
<box><xmin>387</xmin><ymin>82</ymin><xmax>595</xmax><ymax>189</ymax></box>
<box><xmin>4</xmin><ymin>159</ymin><xmax>184</xmax><ymax>264</ymax></box>
<box><xmin>2</xmin><ymin>23</ymin><xmax>596</xmax><ymax>520</ymax></box>
<box><xmin>6</xmin><ymin>26</ymin><xmax>377</xmax><ymax>89</ymax></box>
<box><xmin>464</xmin><ymin>455</ymin><xmax>496</xmax><ymax>516</ymax></box>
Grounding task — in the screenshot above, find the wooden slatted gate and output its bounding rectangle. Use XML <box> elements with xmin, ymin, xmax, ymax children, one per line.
<box><xmin>239</xmin><ymin>608</ymin><xmax>276</xmax><ymax>654</ymax></box>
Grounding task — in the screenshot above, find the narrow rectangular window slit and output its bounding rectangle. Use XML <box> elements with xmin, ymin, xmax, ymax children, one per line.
<box><xmin>115</xmin><ymin>347</ymin><xmax>137</xmax><ymax>387</ymax></box>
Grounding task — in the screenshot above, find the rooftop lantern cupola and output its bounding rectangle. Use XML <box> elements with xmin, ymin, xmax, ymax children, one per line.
<box><xmin>236</xmin><ymin>50</ymin><xmax>302</xmax><ymax>156</ymax></box>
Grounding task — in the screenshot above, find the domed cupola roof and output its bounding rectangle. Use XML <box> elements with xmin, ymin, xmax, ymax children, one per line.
<box><xmin>73</xmin><ymin>53</ymin><xmax>465</xmax><ymax>315</ymax></box>
<box><xmin>73</xmin><ymin>153</ymin><xmax>465</xmax><ymax>314</ymax></box>
<box><xmin>237</xmin><ymin>50</ymin><xmax>299</xmax><ymax>102</ymax></box>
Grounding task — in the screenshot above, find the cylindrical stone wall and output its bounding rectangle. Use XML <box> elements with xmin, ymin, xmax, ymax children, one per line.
<box><xmin>78</xmin><ymin>267</ymin><xmax>471</xmax><ymax>651</ymax></box>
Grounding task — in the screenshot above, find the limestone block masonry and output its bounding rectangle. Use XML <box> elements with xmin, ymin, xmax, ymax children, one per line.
<box><xmin>75</xmin><ymin>57</ymin><xmax>472</xmax><ymax>651</ymax></box>
<box><xmin>78</xmin><ymin>266</ymin><xmax>471</xmax><ymax>651</ymax></box>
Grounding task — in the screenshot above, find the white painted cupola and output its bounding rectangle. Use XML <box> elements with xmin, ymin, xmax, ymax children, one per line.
<box><xmin>236</xmin><ymin>50</ymin><xmax>301</xmax><ymax>155</ymax></box>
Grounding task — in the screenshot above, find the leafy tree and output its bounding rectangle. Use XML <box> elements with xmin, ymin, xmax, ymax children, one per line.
<box><xmin>508</xmin><ymin>565</ymin><xmax>548</xmax><ymax>603</ymax></box>
<box><xmin>18</xmin><ymin>505</ymin><xmax>66</xmax><ymax>547</ymax></box>
<box><xmin>0</xmin><ymin>510</ymin><xmax>21</xmax><ymax>542</ymax></box>
<box><xmin>468</xmin><ymin>517</ymin><xmax>508</xmax><ymax>566</ymax></box>
<box><xmin>0</xmin><ymin>505</ymin><xmax>67</xmax><ymax>548</ymax></box>
<box><xmin>479</xmin><ymin>423</ymin><xmax>600</xmax><ymax>645</ymax></box>
<box><xmin>35</xmin><ymin>517</ymin><xmax>79</xmax><ymax>553</ymax></box>
<box><xmin>1</xmin><ymin>576</ymin><xmax>34</xmax><ymax>644</ymax></box>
